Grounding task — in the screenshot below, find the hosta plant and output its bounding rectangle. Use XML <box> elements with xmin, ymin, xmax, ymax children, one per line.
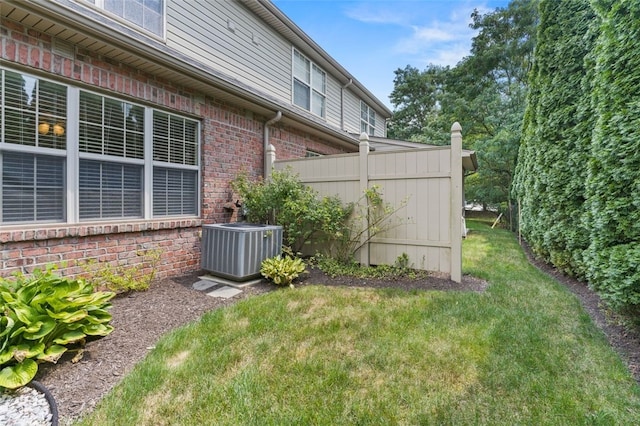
<box><xmin>260</xmin><ymin>255</ymin><xmax>306</xmax><ymax>288</ymax></box>
<box><xmin>0</xmin><ymin>267</ymin><xmax>115</xmax><ymax>390</ymax></box>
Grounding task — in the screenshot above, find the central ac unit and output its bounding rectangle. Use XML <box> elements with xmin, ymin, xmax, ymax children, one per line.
<box><xmin>201</xmin><ymin>223</ymin><xmax>283</xmax><ymax>281</ymax></box>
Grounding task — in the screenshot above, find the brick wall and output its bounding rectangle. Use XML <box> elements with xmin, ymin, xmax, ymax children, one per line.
<box><xmin>0</xmin><ymin>15</ymin><xmax>353</xmax><ymax>279</ymax></box>
<box><xmin>0</xmin><ymin>220</ymin><xmax>201</xmax><ymax>278</ymax></box>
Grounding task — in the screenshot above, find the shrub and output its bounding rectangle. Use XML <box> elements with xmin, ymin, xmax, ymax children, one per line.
<box><xmin>332</xmin><ymin>185</ymin><xmax>408</xmax><ymax>263</ymax></box>
<box><xmin>232</xmin><ymin>169</ymin><xmax>351</xmax><ymax>253</ymax></box>
<box><xmin>0</xmin><ymin>267</ymin><xmax>115</xmax><ymax>389</ymax></box>
<box><xmin>81</xmin><ymin>249</ymin><xmax>162</xmax><ymax>293</ymax></box>
<box><xmin>312</xmin><ymin>252</ymin><xmax>429</xmax><ymax>280</ymax></box>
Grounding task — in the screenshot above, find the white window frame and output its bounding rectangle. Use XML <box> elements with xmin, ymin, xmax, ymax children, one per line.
<box><xmin>360</xmin><ymin>101</ymin><xmax>376</xmax><ymax>136</ymax></box>
<box><xmin>0</xmin><ymin>68</ymin><xmax>200</xmax><ymax>226</ymax></box>
<box><xmin>81</xmin><ymin>0</ymin><xmax>166</xmax><ymax>39</ymax></box>
<box><xmin>292</xmin><ymin>49</ymin><xmax>326</xmax><ymax>118</ymax></box>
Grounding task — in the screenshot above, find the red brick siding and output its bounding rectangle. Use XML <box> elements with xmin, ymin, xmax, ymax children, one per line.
<box><xmin>0</xmin><ymin>220</ymin><xmax>201</xmax><ymax>278</ymax></box>
<box><xmin>0</xmin><ymin>16</ymin><xmax>353</xmax><ymax>279</ymax></box>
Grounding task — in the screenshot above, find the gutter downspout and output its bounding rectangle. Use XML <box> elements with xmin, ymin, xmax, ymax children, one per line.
<box><xmin>340</xmin><ymin>79</ymin><xmax>353</xmax><ymax>130</ymax></box>
<box><xmin>264</xmin><ymin>111</ymin><xmax>282</xmax><ymax>179</ymax></box>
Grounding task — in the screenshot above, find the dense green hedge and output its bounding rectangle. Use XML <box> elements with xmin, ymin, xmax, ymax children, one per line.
<box><xmin>513</xmin><ymin>0</ymin><xmax>597</xmax><ymax>277</ymax></box>
<box><xmin>514</xmin><ymin>0</ymin><xmax>639</xmax><ymax>307</ymax></box>
<box><xmin>584</xmin><ymin>0</ymin><xmax>640</xmax><ymax>306</ymax></box>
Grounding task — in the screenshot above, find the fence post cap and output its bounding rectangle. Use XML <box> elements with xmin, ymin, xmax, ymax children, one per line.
<box><xmin>451</xmin><ymin>122</ymin><xmax>462</xmax><ymax>132</ymax></box>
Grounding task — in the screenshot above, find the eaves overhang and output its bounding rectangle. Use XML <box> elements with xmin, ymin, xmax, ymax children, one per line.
<box><xmin>1</xmin><ymin>0</ymin><xmax>361</xmax><ymax>151</ymax></box>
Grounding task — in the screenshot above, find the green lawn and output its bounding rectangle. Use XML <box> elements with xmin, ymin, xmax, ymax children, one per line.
<box><xmin>76</xmin><ymin>220</ymin><xmax>640</xmax><ymax>425</ymax></box>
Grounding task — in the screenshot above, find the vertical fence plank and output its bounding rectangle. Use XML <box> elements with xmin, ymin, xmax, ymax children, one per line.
<box><xmin>359</xmin><ymin>133</ymin><xmax>370</xmax><ymax>266</ymax></box>
<box><xmin>450</xmin><ymin>122</ymin><xmax>463</xmax><ymax>283</ymax></box>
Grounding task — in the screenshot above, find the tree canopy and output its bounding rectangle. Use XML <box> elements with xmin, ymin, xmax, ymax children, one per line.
<box><xmin>388</xmin><ymin>0</ymin><xmax>539</xmax><ymax>226</ymax></box>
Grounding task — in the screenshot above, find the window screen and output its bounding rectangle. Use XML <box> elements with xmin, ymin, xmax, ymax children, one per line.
<box><xmin>79</xmin><ymin>91</ymin><xmax>144</xmax><ymax>158</ymax></box>
<box><xmin>79</xmin><ymin>160</ymin><xmax>143</xmax><ymax>219</ymax></box>
<box><xmin>153</xmin><ymin>167</ymin><xmax>197</xmax><ymax>216</ymax></box>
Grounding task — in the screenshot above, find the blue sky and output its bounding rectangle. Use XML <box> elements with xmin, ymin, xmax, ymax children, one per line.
<box><xmin>273</xmin><ymin>0</ymin><xmax>510</xmax><ymax>110</ymax></box>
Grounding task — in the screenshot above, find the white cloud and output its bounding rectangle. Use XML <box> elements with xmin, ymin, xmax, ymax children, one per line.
<box><xmin>345</xmin><ymin>1</ymin><xmax>496</xmax><ymax>67</ymax></box>
<box><xmin>343</xmin><ymin>3</ymin><xmax>412</xmax><ymax>25</ymax></box>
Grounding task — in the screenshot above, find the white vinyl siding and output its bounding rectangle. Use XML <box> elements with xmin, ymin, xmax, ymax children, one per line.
<box><xmin>343</xmin><ymin>90</ymin><xmax>384</xmax><ymax>137</ymax></box>
<box><xmin>165</xmin><ymin>0</ymin><xmax>291</xmax><ymax>101</ymax></box>
<box><xmin>163</xmin><ymin>1</ymin><xmax>387</xmax><ymax>134</ymax></box>
<box><xmin>0</xmin><ymin>67</ymin><xmax>200</xmax><ymax>225</ymax></box>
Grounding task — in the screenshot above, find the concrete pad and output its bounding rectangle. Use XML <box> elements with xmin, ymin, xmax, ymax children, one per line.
<box><xmin>206</xmin><ymin>286</ymin><xmax>243</xmax><ymax>299</ymax></box>
<box><xmin>192</xmin><ymin>280</ymin><xmax>217</xmax><ymax>291</ymax></box>
<box><xmin>199</xmin><ymin>275</ymin><xmax>264</xmax><ymax>289</ymax></box>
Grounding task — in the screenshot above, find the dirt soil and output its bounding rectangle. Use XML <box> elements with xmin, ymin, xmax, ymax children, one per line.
<box><xmin>36</xmin><ymin>256</ymin><xmax>640</xmax><ymax>425</ymax></box>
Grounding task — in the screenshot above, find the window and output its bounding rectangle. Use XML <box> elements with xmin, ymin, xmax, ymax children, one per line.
<box><xmin>293</xmin><ymin>49</ymin><xmax>326</xmax><ymax>118</ymax></box>
<box><xmin>0</xmin><ymin>68</ymin><xmax>200</xmax><ymax>225</ymax></box>
<box><xmin>361</xmin><ymin>101</ymin><xmax>376</xmax><ymax>135</ymax></box>
<box><xmin>0</xmin><ymin>70</ymin><xmax>67</xmax><ymax>223</ymax></box>
<box><xmin>85</xmin><ymin>0</ymin><xmax>164</xmax><ymax>36</ymax></box>
<box><xmin>152</xmin><ymin>112</ymin><xmax>198</xmax><ymax>216</ymax></box>
<box><xmin>3</xmin><ymin>71</ymin><xmax>67</xmax><ymax>150</ymax></box>
<box><xmin>79</xmin><ymin>160</ymin><xmax>143</xmax><ymax>219</ymax></box>
<box><xmin>79</xmin><ymin>92</ymin><xmax>144</xmax><ymax>158</ymax></box>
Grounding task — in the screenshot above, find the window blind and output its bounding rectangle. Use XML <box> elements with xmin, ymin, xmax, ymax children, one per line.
<box><xmin>2</xmin><ymin>152</ymin><xmax>65</xmax><ymax>222</ymax></box>
<box><xmin>79</xmin><ymin>160</ymin><xmax>143</xmax><ymax>219</ymax></box>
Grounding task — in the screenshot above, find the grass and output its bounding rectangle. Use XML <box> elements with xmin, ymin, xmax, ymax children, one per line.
<box><xmin>76</xmin><ymin>220</ymin><xmax>640</xmax><ymax>425</ymax></box>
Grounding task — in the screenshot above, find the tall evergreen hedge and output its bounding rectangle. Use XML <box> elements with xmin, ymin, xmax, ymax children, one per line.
<box><xmin>513</xmin><ymin>0</ymin><xmax>597</xmax><ymax>278</ymax></box>
<box><xmin>584</xmin><ymin>0</ymin><xmax>640</xmax><ymax>306</ymax></box>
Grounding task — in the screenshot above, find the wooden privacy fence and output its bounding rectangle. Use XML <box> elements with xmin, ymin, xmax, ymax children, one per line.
<box><xmin>270</xmin><ymin>123</ymin><xmax>465</xmax><ymax>282</ymax></box>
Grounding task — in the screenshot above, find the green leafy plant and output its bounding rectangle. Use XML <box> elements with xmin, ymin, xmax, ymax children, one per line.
<box><xmin>311</xmin><ymin>252</ymin><xmax>428</xmax><ymax>280</ymax></box>
<box><xmin>81</xmin><ymin>249</ymin><xmax>162</xmax><ymax>294</ymax></box>
<box><xmin>232</xmin><ymin>169</ymin><xmax>351</xmax><ymax>253</ymax></box>
<box><xmin>0</xmin><ymin>266</ymin><xmax>115</xmax><ymax>389</ymax></box>
<box><xmin>260</xmin><ymin>254</ymin><xmax>306</xmax><ymax>288</ymax></box>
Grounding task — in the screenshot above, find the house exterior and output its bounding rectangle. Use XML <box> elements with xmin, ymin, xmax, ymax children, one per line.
<box><xmin>0</xmin><ymin>0</ymin><xmax>392</xmax><ymax>278</ymax></box>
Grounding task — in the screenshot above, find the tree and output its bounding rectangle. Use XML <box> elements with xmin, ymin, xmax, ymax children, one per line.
<box><xmin>387</xmin><ymin>65</ymin><xmax>451</xmax><ymax>144</ymax></box>
<box><xmin>451</xmin><ymin>0</ymin><xmax>538</xmax><ymax>227</ymax></box>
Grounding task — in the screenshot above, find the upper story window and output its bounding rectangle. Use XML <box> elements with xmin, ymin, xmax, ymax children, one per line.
<box><xmin>293</xmin><ymin>49</ymin><xmax>326</xmax><ymax>118</ymax></box>
<box><xmin>86</xmin><ymin>0</ymin><xmax>164</xmax><ymax>36</ymax></box>
<box><xmin>0</xmin><ymin>68</ymin><xmax>199</xmax><ymax>225</ymax></box>
<box><xmin>360</xmin><ymin>101</ymin><xmax>376</xmax><ymax>135</ymax></box>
